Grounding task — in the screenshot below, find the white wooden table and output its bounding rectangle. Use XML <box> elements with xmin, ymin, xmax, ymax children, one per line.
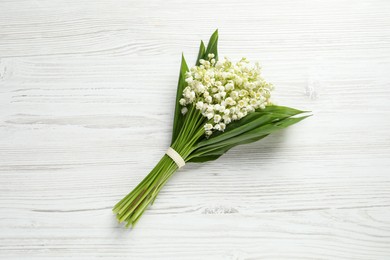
<box><xmin>1</xmin><ymin>0</ymin><xmax>390</xmax><ymax>259</ymax></box>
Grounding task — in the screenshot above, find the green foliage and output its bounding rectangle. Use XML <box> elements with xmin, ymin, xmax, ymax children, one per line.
<box><xmin>171</xmin><ymin>54</ymin><xmax>189</xmax><ymax>144</ymax></box>
<box><xmin>171</xmin><ymin>30</ymin><xmax>219</xmax><ymax>144</ymax></box>
<box><xmin>188</xmin><ymin>106</ymin><xmax>310</xmax><ymax>163</ymax></box>
<box><xmin>196</xmin><ymin>41</ymin><xmax>206</xmax><ymax>66</ymax></box>
<box><xmin>203</xmin><ymin>29</ymin><xmax>219</xmax><ymax>61</ymax></box>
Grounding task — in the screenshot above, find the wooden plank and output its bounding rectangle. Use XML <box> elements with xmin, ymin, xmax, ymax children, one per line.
<box><xmin>1</xmin><ymin>0</ymin><xmax>390</xmax><ymax>258</ymax></box>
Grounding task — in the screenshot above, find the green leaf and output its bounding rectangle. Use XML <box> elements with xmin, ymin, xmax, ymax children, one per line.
<box><xmin>189</xmin><ymin>111</ymin><xmax>310</xmax><ymax>163</ymax></box>
<box><xmin>205</xmin><ymin>116</ymin><xmax>308</xmax><ymax>149</ymax></box>
<box><xmin>196</xmin><ymin>41</ymin><xmax>206</xmax><ymax>66</ymax></box>
<box><xmin>189</xmin><ymin>154</ymin><xmax>222</xmax><ymax>163</ymax></box>
<box><xmin>195</xmin><ymin>105</ymin><xmax>306</xmax><ymax>148</ymax></box>
<box><xmin>189</xmin><ymin>134</ymin><xmax>268</xmax><ymax>163</ymax></box>
<box><xmin>171</xmin><ymin>54</ymin><xmax>188</xmax><ymax>144</ymax></box>
<box><xmin>196</xmin><ymin>113</ymin><xmax>275</xmax><ymax>148</ymax></box>
<box><xmin>201</xmin><ymin>115</ymin><xmax>309</xmax><ymax>151</ymax></box>
<box><xmin>171</xmin><ymin>31</ymin><xmax>220</xmax><ymax>144</ymax></box>
<box><xmin>204</xmin><ymin>29</ymin><xmax>219</xmax><ymax>61</ymax></box>
<box><xmin>255</xmin><ymin>105</ymin><xmax>308</xmax><ymax>116</ymax></box>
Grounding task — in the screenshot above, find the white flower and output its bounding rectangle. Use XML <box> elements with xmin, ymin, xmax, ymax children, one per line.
<box><xmin>225</xmin><ymin>82</ymin><xmax>234</xmax><ymax>91</ymax></box>
<box><xmin>250</xmin><ymin>99</ymin><xmax>258</xmax><ymax>106</ymax></box>
<box><xmin>234</xmin><ymin>77</ymin><xmax>243</xmax><ymax>85</ymax></box>
<box><xmin>196</xmin><ymin>101</ymin><xmax>204</xmax><ymax>110</ymax></box>
<box><xmin>230</xmin><ymin>91</ymin><xmax>239</xmax><ymax>99</ymax></box>
<box><xmin>206</xmin><ymin>105</ymin><xmax>214</xmax><ymax>112</ymax></box>
<box><xmin>181</xmin><ymin>107</ymin><xmax>188</xmax><ymax>115</ymax></box>
<box><xmin>206</xmin><ymin>112</ymin><xmax>214</xmax><ymax>119</ymax></box>
<box><xmin>239</xmin><ymin>90</ymin><xmax>248</xmax><ymax>97</ymax></box>
<box><xmin>197</xmin><ymin>84</ymin><xmax>206</xmax><ymax>93</ymax></box>
<box><xmin>215</xmin><ymin>61</ymin><xmax>223</xmax><ymax>68</ymax></box>
<box><xmin>225</xmin><ymin>97</ymin><xmax>235</xmax><ymax>106</ymax></box>
<box><xmin>182</xmin><ymin>56</ymin><xmax>273</xmax><ymax>136</ymax></box>
<box><xmin>179</xmin><ymin>98</ymin><xmax>187</xmax><ymax>106</ymax></box>
<box><xmin>204</xmin><ymin>123</ymin><xmax>213</xmax><ymax>131</ymax></box>
<box><xmin>184</xmin><ymin>90</ymin><xmax>195</xmax><ymax>100</ymax></box>
<box><xmin>214</xmin><ymin>114</ymin><xmax>222</xmax><ymax>123</ymax></box>
<box><xmin>238</xmin><ymin>100</ymin><xmax>246</xmax><ymax>108</ymax></box>
<box><xmin>185</xmin><ymin>77</ymin><xmax>193</xmax><ymax>84</ymax></box>
<box><xmin>223</xmin><ymin>115</ymin><xmax>231</xmax><ymax>124</ymax></box>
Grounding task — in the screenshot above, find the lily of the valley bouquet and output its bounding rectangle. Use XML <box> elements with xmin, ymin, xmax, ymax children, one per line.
<box><xmin>113</xmin><ymin>30</ymin><xmax>309</xmax><ymax>228</ymax></box>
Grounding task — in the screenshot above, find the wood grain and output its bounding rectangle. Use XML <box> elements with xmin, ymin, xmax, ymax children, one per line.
<box><xmin>1</xmin><ymin>0</ymin><xmax>390</xmax><ymax>259</ymax></box>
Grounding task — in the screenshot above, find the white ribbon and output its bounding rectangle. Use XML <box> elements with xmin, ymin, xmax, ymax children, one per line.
<box><xmin>166</xmin><ymin>147</ymin><xmax>185</xmax><ymax>168</ymax></box>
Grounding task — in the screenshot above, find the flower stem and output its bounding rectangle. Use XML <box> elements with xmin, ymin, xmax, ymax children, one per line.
<box><xmin>113</xmin><ymin>105</ymin><xmax>206</xmax><ymax>228</ymax></box>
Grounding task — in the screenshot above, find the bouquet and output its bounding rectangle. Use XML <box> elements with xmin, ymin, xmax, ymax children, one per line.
<box><xmin>113</xmin><ymin>30</ymin><xmax>310</xmax><ymax>228</ymax></box>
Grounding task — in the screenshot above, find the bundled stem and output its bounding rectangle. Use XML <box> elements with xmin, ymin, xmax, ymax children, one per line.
<box><xmin>113</xmin><ymin>106</ymin><xmax>205</xmax><ymax>228</ymax></box>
